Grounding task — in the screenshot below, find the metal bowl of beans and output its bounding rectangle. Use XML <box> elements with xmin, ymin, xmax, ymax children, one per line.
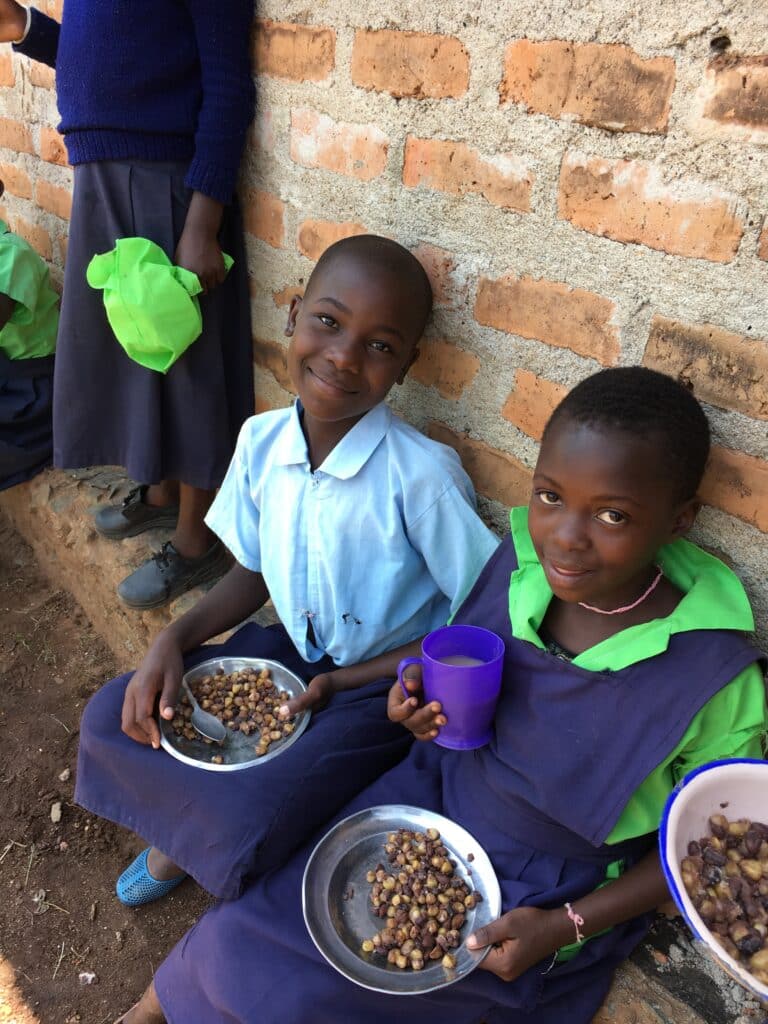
<box><xmin>302</xmin><ymin>804</ymin><xmax>501</xmax><ymax>994</ymax></box>
<box><xmin>158</xmin><ymin>656</ymin><xmax>310</xmax><ymax>772</ymax></box>
<box><xmin>660</xmin><ymin>758</ymin><xmax>768</xmax><ymax>1001</ymax></box>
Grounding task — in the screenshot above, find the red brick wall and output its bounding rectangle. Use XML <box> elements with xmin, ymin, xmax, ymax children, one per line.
<box><xmin>2</xmin><ymin>2</ymin><xmax>767</xmax><ymax>637</ymax></box>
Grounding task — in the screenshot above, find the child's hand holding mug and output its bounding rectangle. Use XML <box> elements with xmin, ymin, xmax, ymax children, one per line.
<box><xmin>387</xmin><ymin>664</ymin><xmax>447</xmax><ymax>741</ymax></box>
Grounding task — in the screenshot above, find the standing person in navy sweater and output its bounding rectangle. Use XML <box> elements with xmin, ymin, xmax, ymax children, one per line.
<box><xmin>0</xmin><ymin>1</ymin><xmax>256</xmax><ymax>608</ymax></box>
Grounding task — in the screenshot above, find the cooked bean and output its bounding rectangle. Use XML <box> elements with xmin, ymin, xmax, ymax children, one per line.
<box><xmin>682</xmin><ymin>811</ymin><xmax>768</xmax><ymax>983</ymax></box>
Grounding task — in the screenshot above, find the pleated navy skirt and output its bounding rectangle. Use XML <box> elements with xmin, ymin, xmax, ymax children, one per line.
<box><xmin>0</xmin><ymin>350</ymin><xmax>54</xmax><ymax>491</ymax></box>
<box><xmin>53</xmin><ymin>160</ymin><xmax>254</xmax><ymax>490</ymax></box>
<box><xmin>75</xmin><ymin>622</ymin><xmax>413</xmax><ymax>900</ymax></box>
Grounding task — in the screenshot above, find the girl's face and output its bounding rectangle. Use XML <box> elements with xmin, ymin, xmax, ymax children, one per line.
<box><xmin>528</xmin><ymin>419</ymin><xmax>697</xmax><ymax>608</ymax></box>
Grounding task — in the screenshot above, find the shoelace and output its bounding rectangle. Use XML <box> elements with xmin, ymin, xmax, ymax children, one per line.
<box><xmin>122</xmin><ymin>485</ymin><xmax>144</xmax><ymax>508</ymax></box>
<box><xmin>151</xmin><ymin>541</ymin><xmax>179</xmax><ymax>570</ymax></box>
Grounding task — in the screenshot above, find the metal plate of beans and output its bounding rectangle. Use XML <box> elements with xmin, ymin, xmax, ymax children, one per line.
<box><xmin>302</xmin><ymin>805</ymin><xmax>501</xmax><ymax>994</ymax></box>
<box><xmin>660</xmin><ymin>758</ymin><xmax>768</xmax><ymax>1002</ymax></box>
<box><xmin>158</xmin><ymin>657</ymin><xmax>310</xmax><ymax>772</ymax></box>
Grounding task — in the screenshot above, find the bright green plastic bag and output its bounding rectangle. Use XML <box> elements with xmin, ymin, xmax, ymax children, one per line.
<box><xmin>86</xmin><ymin>237</ymin><xmax>233</xmax><ymax>374</ymax></box>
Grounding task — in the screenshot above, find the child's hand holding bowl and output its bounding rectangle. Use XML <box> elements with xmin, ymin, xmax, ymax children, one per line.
<box><xmin>121</xmin><ymin>631</ymin><xmax>185</xmax><ymax>749</ymax></box>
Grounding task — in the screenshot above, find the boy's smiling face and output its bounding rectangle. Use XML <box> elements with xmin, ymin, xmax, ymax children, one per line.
<box><xmin>528</xmin><ymin>419</ymin><xmax>697</xmax><ymax>610</ymax></box>
<box><xmin>285</xmin><ymin>256</ymin><xmax>424</xmax><ymax>431</ymax></box>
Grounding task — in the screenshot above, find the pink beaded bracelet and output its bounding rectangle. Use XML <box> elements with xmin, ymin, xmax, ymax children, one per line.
<box><xmin>565</xmin><ymin>902</ymin><xmax>585</xmax><ymax>943</ymax></box>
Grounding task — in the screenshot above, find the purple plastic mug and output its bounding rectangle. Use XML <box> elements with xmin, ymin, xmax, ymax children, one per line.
<box><xmin>398</xmin><ymin>624</ymin><xmax>505</xmax><ymax>751</ymax></box>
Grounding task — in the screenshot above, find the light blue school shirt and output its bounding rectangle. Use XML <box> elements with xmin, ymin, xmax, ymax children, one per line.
<box><xmin>206</xmin><ymin>401</ymin><xmax>500</xmax><ymax>667</ymax></box>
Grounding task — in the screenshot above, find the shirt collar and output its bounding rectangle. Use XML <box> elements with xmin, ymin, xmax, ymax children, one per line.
<box><xmin>273</xmin><ymin>400</ymin><xmax>392</xmax><ymax>479</ymax></box>
<box><xmin>507</xmin><ymin>505</ymin><xmax>755</xmax><ymax>671</ymax></box>
<box><xmin>0</xmin><ymin>220</ymin><xmax>8</xmax><ymax>235</ymax></box>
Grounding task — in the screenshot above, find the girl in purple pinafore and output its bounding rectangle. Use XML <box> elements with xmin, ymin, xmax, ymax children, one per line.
<box><xmin>117</xmin><ymin>367</ymin><xmax>767</xmax><ymax>1024</ymax></box>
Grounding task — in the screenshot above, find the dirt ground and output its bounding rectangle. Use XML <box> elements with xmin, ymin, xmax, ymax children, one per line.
<box><xmin>0</xmin><ymin>515</ymin><xmax>210</xmax><ymax>1024</ymax></box>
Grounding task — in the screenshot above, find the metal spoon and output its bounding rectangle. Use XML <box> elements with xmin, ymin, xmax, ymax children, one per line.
<box><xmin>181</xmin><ymin>679</ymin><xmax>228</xmax><ymax>745</ymax></box>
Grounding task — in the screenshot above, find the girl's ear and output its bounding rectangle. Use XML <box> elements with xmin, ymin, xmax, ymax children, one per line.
<box><xmin>285</xmin><ymin>295</ymin><xmax>302</xmax><ymax>337</ymax></box>
<box><xmin>670</xmin><ymin>497</ymin><xmax>700</xmax><ymax>538</ymax></box>
<box><xmin>396</xmin><ymin>346</ymin><xmax>420</xmax><ymax>385</ymax></box>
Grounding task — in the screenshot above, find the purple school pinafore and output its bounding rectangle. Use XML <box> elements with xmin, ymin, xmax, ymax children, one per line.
<box><xmin>75</xmin><ymin>622</ymin><xmax>413</xmax><ymax>899</ymax></box>
<box><xmin>154</xmin><ymin>535</ymin><xmax>763</xmax><ymax>1024</ymax></box>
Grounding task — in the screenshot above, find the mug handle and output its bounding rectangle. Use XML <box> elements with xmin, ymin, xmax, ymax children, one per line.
<box><xmin>397</xmin><ymin>657</ymin><xmax>423</xmax><ymax>700</ymax></box>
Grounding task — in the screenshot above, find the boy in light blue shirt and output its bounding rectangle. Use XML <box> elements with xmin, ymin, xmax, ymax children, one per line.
<box><xmin>75</xmin><ymin>235</ymin><xmax>500</xmax><ymax>910</ymax></box>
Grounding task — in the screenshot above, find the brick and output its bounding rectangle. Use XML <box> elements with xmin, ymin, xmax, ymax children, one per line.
<box><xmin>58</xmin><ymin>233</ymin><xmax>68</xmax><ymax>265</ymax></box>
<box><xmin>475</xmin><ymin>273</ymin><xmax>620</xmax><ymax>365</ymax></box>
<box><xmin>411</xmin><ymin>243</ymin><xmax>462</xmax><ymax>307</ymax></box>
<box><xmin>351</xmin><ymin>29</ymin><xmax>469</xmax><ymax>99</ymax></box>
<box><xmin>559</xmin><ymin>152</ymin><xmax>745</xmax><ymax>263</ymax></box>
<box><xmin>428</xmin><ymin>422</ymin><xmax>532</xmax><ymax>507</ymax></box>
<box><xmin>253</xmin><ymin>337</ymin><xmax>294</xmax><ymax>393</ymax></box>
<box><xmin>502</xmin><ymin>369</ymin><xmax>567</xmax><ymax>440</ymax></box>
<box><xmin>13</xmin><ymin>216</ymin><xmax>52</xmax><ymax>261</ymax></box>
<box><xmin>29</xmin><ymin>62</ymin><xmax>55</xmax><ymax>89</ymax></box>
<box><xmin>700</xmin><ymin>54</ymin><xmax>768</xmax><ymax>131</ymax></box>
<box><xmin>644</xmin><ymin>316</ymin><xmax>768</xmax><ymax>420</ymax></box>
<box><xmin>0</xmin><ymin>161</ymin><xmax>32</xmax><ymax>199</ymax></box>
<box><xmin>251</xmin><ymin>107</ymin><xmax>275</xmax><ymax>155</ymax></box>
<box><xmin>500</xmin><ymin>40</ymin><xmax>675</xmax><ymax>134</ymax></box>
<box><xmin>0</xmin><ymin>52</ymin><xmax>14</xmax><ymax>88</ymax></box>
<box><xmin>296</xmin><ymin>219</ymin><xmax>368</xmax><ymax>261</ymax></box>
<box><xmin>759</xmin><ymin>219</ymin><xmax>768</xmax><ymax>261</ymax></box>
<box><xmin>254</xmin><ymin>19</ymin><xmax>335</xmax><ymax>82</ymax></box>
<box><xmin>45</xmin><ymin>0</ymin><xmax>63</xmax><ymax>17</ymax></box>
<box><xmin>243</xmin><ymin>189</ymin><xmax>285</xmax><ymax>249</ymax></box>
<box><xmin>0</xmin><ymin>117</ymin><xmax>33</xmax><ymax>155</ymax></box>
<box><xmin>409</xmin><ymin>339</ymin><xmax>480</xmax><ymax>399</ymax></box>
<box><xmin>700</xmin><ymin>446</ymin><xmax>768</xmax><ymax>533</ymax></box>
<box><xmin>36</xmin><ymin>179</ymin><xmax>72</xmax><ymax>220</ymax></box>
<box><xmin>403</xmin><ymin>136</ymin><xmax>532</xmax><ymax>212</ymax></box>
<box><xmin>40</xmin><ymin>126</ymin><xmax>68</xmax><ymax>166</ymax></box>
<box><xmin>290</xmin><ymin>109</ymin><xmax>388</xmax><ymax>182</ymax></box>
<box><xmin>272</xmin><ymin>285</ymin><xmax>304</xmax><ymax>307</ymax></box>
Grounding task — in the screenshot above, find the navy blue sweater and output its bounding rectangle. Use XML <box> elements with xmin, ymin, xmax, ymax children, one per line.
<box><xmin>15</xmin><ymin>1</ymin><xmax>255</xmax><ymax>204</ymax></box>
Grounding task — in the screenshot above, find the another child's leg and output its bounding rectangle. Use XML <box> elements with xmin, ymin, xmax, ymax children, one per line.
<box><xmin>115</xmin><ymin>981</ymin><xmax>164</xmax><ymax>1024</ymax></box>
<box><xmin>170</xmin><ymin>482</ymin><xmax>217</xmax><ymax>558</ymax></box>
<box><xmin>117</xmin><ymin>482</ymin><xmax>229</xmax><ymax>607</ymax></box>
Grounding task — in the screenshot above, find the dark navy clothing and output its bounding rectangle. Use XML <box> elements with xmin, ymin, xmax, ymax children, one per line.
<box><xmin>52</xmin><ymin>160</ymin><xmax>253</xmax><ymax>488</ymax></box>
<box><xmin>152</xmin><ymin>532</ymin><xmax>765</xmax><ymax>1023</ymax></box>
<box><xmin>15</xmin><ymin>2</ymin><xmax>255</xmax><ymax>203</ymax></box>
<box><xmin>0</xmin><ymin>351</ymin><xmax>53</xmax><ymax>491</ymax></box>
<box><xmin>75</xmin><ymin>622</ymin><xmax>413</xmax><ymax>900</ymax></box>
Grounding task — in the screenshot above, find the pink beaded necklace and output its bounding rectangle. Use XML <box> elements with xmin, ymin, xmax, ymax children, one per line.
<box><xmin>578</xmin><ymin>566</ymin><xmax>663</xmax><ymax>615</ymax></box>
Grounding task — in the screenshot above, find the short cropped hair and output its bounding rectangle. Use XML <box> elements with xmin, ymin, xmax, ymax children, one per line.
<box><xmin>307</xmin><ymin>234</ymin><xmax>433</xmax><ymax>337</ymax></box>
<box><xmin>542</xmin><ymin>366</ymin><xmax>711</xmax><ymax>500</ymax></box>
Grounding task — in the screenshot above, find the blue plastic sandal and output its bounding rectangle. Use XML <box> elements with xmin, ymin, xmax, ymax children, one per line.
<box><xmin>116</xmin><ymin>848</ymin><xmax>188</xmax><ymax>907</ymax></box>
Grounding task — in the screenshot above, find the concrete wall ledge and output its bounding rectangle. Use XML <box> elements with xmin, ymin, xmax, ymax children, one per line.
<box><xmin>1</xmin><ymin>469</ymin><xmax>762</xmax><ymax>1023</ymax></box>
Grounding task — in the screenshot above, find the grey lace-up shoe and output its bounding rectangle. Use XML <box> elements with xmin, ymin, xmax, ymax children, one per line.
<box><xmin>94</xmin><ymin>485</ymin><xmax>179</xmax><ymax>539</ymax></box>
<box><xmin>117</xmin><ymin>540</ymin><xmax>230</xmax><ymax>609</ymax></box>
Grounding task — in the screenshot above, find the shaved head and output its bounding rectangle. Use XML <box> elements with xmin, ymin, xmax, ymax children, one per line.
<box><xmin>305</xmin><ymin>235</ymin><xmax>433</xmax><ymax>340</ymax></box>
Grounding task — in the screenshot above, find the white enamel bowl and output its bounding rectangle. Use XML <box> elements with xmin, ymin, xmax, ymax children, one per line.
<box><xmin>660</xmin><ymin>758</ymin><xmax>768</xmax><ymax>1001</ymax></box>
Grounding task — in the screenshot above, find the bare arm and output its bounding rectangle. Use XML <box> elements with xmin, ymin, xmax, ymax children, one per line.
<box><xmin>121</xmin><ymin>562</ymin><xmax>269</xmax><ymax>747</ymax></box>
<box><xmin>174</xmin><ymin>191</ymin><xmax>227</xmax><ymax>294</ymax></box>
<box><xmin>0</xmin><ymin>0</ymin><xmax>26</xmax><ymax>43</ymax></box>
<box><xmin>467</xmin><ymin>846</ymin><xmax>668</xmax><ymax>982</ymax></box>
<box><xmin>280</xmin><ymin>636</ymin><xmax>426</xmax><ymax>718</ymax></box>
